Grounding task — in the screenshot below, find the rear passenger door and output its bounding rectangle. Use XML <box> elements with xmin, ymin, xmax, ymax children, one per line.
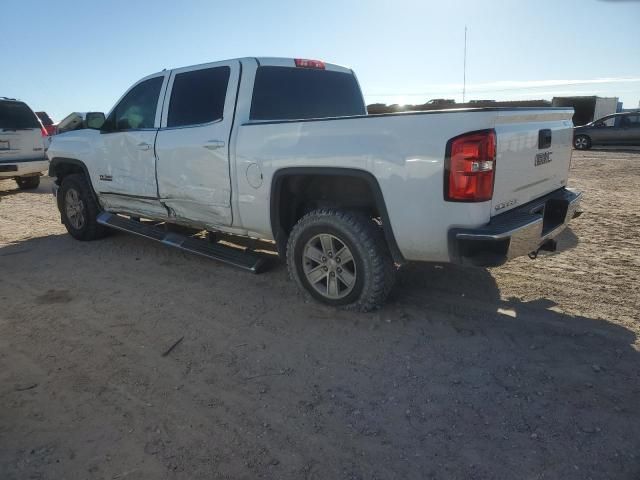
<box><xmin>619</xmin><ymin>114</ymin><xmax>640</xmax><ymax>145</ymax></box>
<box><xmin>155</xmin><ymin>61</ymin><xmax>239</xmax><ymax>228</ymax></box>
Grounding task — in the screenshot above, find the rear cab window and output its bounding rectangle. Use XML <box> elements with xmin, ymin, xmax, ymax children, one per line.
<box><xmin>250</xmin><ymin>66</ymin><xmax>366</xmax><ymax>121</ymax></box>
<box><xmin>0</xmin><ymin>101</ymin><xmax>40</xmax><ymax>129</ymax></box>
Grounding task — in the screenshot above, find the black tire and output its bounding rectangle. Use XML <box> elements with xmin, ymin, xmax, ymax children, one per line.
<box><xmin>286</xmin><ymin>208</ymin><xmax>395</xmax><ymax>312</ymax></box>
<box><xmin>574</xmin><ymin>135</ymin><xmax>591</xmax><ymax>150</ymax></box>
<box><xmin>59</xmin><ymin>173</ymin><xmax>108</xmax><ymax>241</ymax></box>
<box><xmin>15</xmin><ymin>176</ymin><xmax>40</xmax><ymax>190</ymax></box>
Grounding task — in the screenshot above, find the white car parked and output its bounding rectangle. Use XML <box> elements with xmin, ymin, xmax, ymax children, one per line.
<box><xmin>47</xmin><ymin>57</ymin><xmax>582</xmax><ymax>310</ymax></box>
<box><xmin>0</xmin><ymin>97</ymin><xmax>49</xmax><ymax>189</ymax></box>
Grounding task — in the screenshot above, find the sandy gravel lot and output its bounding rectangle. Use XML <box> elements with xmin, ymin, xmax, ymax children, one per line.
<box><xmin>0</xmin><ymin>150</ymin><xmax>639</xmax><ymax>479</ymax></box>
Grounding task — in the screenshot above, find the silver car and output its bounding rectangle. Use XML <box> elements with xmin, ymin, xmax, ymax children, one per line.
<box><xmin>573</xmin><ymin>111</ymin><xmax>640</xmax><ymax>149</ymax></box>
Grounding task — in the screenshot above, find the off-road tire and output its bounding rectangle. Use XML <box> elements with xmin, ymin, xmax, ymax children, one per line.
<box><xmin>287</xmin><ymin>208</ymin><xmax>395</xmax><ymax>311</ymax></box>
<box><xmin>15</xmin><ymin>176</ymin><xmax>40</xmax><ymax>190</ymax></box>
<box><xmin>59</xmin><ymin>173</ymin><xmax>108</xmax><ymax>241</ymax></box>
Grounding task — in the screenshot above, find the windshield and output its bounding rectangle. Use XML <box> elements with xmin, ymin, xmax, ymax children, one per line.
<box><xmin>0</xmin><ymin>101</ymin><xmax>41</xmax><ymax>129</ymax></box>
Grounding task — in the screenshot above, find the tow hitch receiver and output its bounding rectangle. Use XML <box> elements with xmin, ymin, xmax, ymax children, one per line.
<box><xmin>528</xmin><ymin>239</ymin><xmax>558</xmax><ymax>259</ymax></box>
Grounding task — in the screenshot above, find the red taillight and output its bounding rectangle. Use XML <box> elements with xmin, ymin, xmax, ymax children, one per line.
<box><xmin>444</xmin><ymin>130</ymin><xmax>496</xmax><ymax>202</ymax></box>
<box><xmin>294</xmin><ymin>58</ymin><xmax>325</xmax><ymax>69</ymax></box>
<box><xmin>40</xmin><ymin>126</ymin><xmax>48</xmax><ymax>137</ymax></box>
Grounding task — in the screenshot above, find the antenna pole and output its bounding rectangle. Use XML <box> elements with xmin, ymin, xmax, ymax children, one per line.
<box><xmin>463</xmin><ymin>26</ymin><xmax>467</xmax><ymax>103</ymax></box>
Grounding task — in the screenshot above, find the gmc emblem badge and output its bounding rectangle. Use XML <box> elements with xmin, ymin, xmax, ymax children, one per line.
<box><xmin>535</xmin><ymin>151</ymin><xmax>552</xmax><ymax>166</ymax></box>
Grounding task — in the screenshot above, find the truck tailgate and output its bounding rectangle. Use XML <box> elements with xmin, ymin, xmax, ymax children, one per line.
<box><xmin>491</xmin><ymin>109</ymin><xmax>574</xmax><ymax>216</ymax></box>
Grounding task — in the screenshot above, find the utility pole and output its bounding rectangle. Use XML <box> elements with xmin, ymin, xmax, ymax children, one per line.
<box><xmin>463</xmin><ymin>26</ymin><xmax>467</xmax><ymax>104</ymax></box>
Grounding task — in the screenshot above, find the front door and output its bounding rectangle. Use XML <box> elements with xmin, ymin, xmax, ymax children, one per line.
<box><xmin>155</xmin><ymin>61</ymin><xmax>239</xmax><ymax>229</ymax></box>
<box><xmin>589</xmin><ymin>115</ymin><xmax>616</xmax><ymax>145</ymax></box>
<box><xmin>96</xmin><ymin>74</ymin><xmax>167</xmax><ymax>205</ymax></box>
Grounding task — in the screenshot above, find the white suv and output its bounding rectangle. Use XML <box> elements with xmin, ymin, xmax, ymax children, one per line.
<box><xmin>0</xmin><ymin>97</ymin><xmax>49</xmax><ymax>190</ymax></box>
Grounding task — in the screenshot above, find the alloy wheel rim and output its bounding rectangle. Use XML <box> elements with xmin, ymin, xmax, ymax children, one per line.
<box><xmin>576</xmin><ymin>137</ymin><xmax>587</xmax><ymax>149</ymax></box>
<box><xmin>65</xmin><ymin>188</ymin><xmax>85</xmax><ymax>230</ymax></box>
<box><xmin>302</xmin><ymin>233</ymin><xmax>357</xmax><ymax>300</ymax></box>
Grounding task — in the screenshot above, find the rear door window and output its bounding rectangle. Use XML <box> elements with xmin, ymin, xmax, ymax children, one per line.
<box><xmin>250</xmin><ymin>66</ymin><xmax>366</xmax><ymax>121</ymax></box>
<box><xmin>622</xmin><ymin>115</ymin><xmax>640</xmax><ymax>127</ymax></box>
<box><xmin>167</xmin><ymin>67</ymin><xmax>230</xmax><ymax>128</ymax></box>
<box><xmin>0</xmin><ymin>101</ymin><xmax>40</xmax><ymax>129</ymax></box>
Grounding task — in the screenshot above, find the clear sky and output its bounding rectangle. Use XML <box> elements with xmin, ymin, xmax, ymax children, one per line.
<box><xmin>2</xmin><ymin>0</ymin><xmax>639</xmax><ymax>121</ymax></box>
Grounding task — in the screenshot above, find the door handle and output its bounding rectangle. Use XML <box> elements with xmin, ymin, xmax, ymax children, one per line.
<box><xmin>204</xmin><ymin>140</ymin><xmax>226</xmax><ymax>150</ymax></box>
<box><xmin>137</xmin><ymin>142</ymin><xmax>152</xmax><ymax>151</ymax></box>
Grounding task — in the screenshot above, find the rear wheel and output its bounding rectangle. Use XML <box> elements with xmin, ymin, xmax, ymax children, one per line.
<box><xmin>574</xmin><ymin>135</ymin><xmax>591</xmax><ymax>150</ymax></box>
<box><xmin>287</xmin><ymin>208</ymin><xmax>395</xmax><ymax>311</ymax></box>
<box><xmin>59</xmin><ymin>174</ymin><xmax>108</xmax><ymax>241</ymax></box>
<box><xmin>15</xmin><ymin>176</ymin><xmax>40</xmax><ymax>190</ymax></box>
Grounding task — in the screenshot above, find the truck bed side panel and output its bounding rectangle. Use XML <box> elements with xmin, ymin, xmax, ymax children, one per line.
<box><xmin>234</xmin><ymin>111</ymin><xmax>500</xmax><ymax>262</ymax></box>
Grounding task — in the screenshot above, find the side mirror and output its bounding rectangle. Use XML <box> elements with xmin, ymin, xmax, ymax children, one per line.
<box><xmin>85</xmin><ymin>112</ymin><xmax>106</xmax><ymax>130</ymax></box>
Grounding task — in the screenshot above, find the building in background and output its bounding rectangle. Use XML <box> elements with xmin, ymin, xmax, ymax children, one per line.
<box><xmin>551</xmin><ymin>96</ymin><xmax>619</xmax><ymax>126</ymax></box>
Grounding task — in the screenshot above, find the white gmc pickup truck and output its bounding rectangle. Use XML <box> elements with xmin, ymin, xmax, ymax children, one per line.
<box><xmin>47</xmin><ymin>57</ymin><xmax>582</xmax><ymax>311</ymax></box>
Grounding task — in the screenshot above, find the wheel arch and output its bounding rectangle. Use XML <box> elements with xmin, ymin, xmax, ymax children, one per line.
<box><xmin>49</xmin><ymin>157</ymin><xmax>99</xmax><ymax>209</ymax></box>
<box><xmin>49</xmin><ymin>157</ymin><xmax>91</xmax><ymax>180</ymax></box>
<box><xmin>270</xmin><ymin>167</ymin><xmax>404</xmax><ymax>264</ymax></box>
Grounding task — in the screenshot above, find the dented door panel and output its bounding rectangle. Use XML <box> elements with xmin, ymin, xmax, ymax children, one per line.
<box><xmin>155</xmin><ymin>60</ymin><xmax>239</xmax><ymax>228</ymax></box>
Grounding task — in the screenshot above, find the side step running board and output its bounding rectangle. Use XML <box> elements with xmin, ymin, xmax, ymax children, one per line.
<box><xmin>97</xmin><ymin>212</ymin><xmax>269</xmax><ymax>274</ymax></box>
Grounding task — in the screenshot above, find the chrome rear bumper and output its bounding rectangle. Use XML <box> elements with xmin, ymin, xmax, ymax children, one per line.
<box><xmin>450</xmin><ymin>188</ymin><xmax>582</xmax><ymax>267</ymax></box>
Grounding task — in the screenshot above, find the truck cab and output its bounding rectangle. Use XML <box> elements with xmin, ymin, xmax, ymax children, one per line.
<box><xmin>49</xmin><ymin>58</ymin><xmax>365</xmax><ymax>231</ymax></box>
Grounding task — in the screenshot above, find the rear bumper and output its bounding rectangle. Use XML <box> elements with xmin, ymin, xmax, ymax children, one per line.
<box><xmin>449</xmin><ymin>188</ymin><xmax>582</xmax><ymax>267</ymax></box>
<box><xmin>0</xmin><ymin>158</ymin><xmax>48</xmax><ymax>178</ymax></box>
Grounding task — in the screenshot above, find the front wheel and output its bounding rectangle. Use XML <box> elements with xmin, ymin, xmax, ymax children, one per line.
<box><xmin>15</xmin><ymin>176</ymin><xmax>40</xmax><ymax>190</ymax></box>
<box><xmin>574</xmin><ymin>135</ymin><xmax>591</xmax><ymax>150</ymax></box>
<box><xmin>286</xmin><ymin>209</ymin><xmax>395</xmax><ymax>311</ymax></box>
<box><xmin>59</xmin><ymin>174</ymin><xmax>108</xmax><ymax>241</ymax></box>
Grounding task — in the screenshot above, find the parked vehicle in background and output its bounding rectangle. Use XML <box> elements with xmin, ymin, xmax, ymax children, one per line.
<box><xmin>574</xmin><ymin>111</ymin><xmax>640</xmax><ymax>149</ymax></box>
<box><xmin>0</xmin><ymin>97</ymin><xmax>48</xmax><ymax>189</ymax></box>
<box><xmin>36</xmin><ymin>111</ymin><xmax>56</xmax><ymax>136</ymax></box>
<box><xmin>47</xmin><ymin>57</ymin><xmax>582</xmax><ymax>310</ymax></box>
<box><xmin>55</xmin><ymin>112</ymin><xmax>89</xmax><ymax>134</ymax></box>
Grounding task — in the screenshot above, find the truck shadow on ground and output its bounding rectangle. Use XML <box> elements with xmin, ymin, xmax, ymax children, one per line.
<box><xmin>1</xmin><ymin>232</ymin><xmax>639</xmax><ymax>478</ymax></box>
<box><xmin>0</xmin><ymin>177</ymin><xmax>52</xmax><ymax>198</ymax></box>
<box><xmin>589</xmin><ymin>146</ymin><xmax>640</xmax><ymax>154</ymax></box>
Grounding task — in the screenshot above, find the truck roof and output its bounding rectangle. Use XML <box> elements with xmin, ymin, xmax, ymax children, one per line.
<box><xmin>155</xmin><ymin>57</ymin><xmax>353</xmax><ymax>76</ymax></box>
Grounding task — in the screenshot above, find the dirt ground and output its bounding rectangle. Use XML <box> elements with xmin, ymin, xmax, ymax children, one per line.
<box><xmin>0</xmin><ymin>150</ymin><xmax>639</xmax><ymax>480</ymax></box>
